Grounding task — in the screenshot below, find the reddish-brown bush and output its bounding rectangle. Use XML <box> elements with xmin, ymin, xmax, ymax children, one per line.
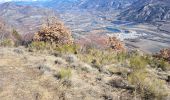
<box><xmin>33</xmin><ymin>18</ymin><xmax>73</xmax><ymax>45</ymax></box>
<box><xmin>107</xmin><ymin>36</ymin><xmax>125</xmax><ymax>52</ymax></box>
<box><xmin>155</xmin><ymin>48</ymin><xmax>170</xmax><ymax>63</ymax></box>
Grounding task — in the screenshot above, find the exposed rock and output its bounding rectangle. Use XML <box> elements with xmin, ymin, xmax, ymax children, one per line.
<box><xmin>102</xmin><ymin>94</ymin><xmax>113</xmax><ymax>100</ymax></box>
<box><xmin>55</xmin><ymin>57</ymin><xmax>67</xmax><ymax>65</ymax></box>
<box><xmin>106</xmin><ymin>76</ymin><xmax>135</xmax><ymax>90</ymax></box>
<box><xmin>65</xmin><ymin>54</ymin><xmax>78</xmax><ymax>63</ymax></box>
<box><xmin>13</xmin><ymin>48</ymin><xmax>24</xmax><ymax>54</ymax></box>
<box><xmin>79</xmin><ymin>0</ymin><xmax>137</xmax><ymax>11</ymax></box>
<box><xmin>167</xmin><ymin>75</ymin><xmax>170</xmax><ymax>83</ymax></box>
<box><xmin>119</xmin><ymin>0</ymin><xmax>170</xmax><ymax>22</ymax></box>
<box><xmin>71</xmin><ymin>62</ymin><xmax>97</xmax><ymax>73</ymax></box>
<box><xmin>104</xmin><ymin>64</ymin><xmax>131</xmax><ymax>77</ymax></box>
<box><xmin>37</xmin><ymin>64</ymin><xmax>52</xmax><ymax>74</ymax></box>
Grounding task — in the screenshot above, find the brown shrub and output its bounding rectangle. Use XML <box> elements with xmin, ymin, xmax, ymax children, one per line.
<box><xmin>155</xmin><ymin>48</ymin><xmax>170</xmax><ymax>63</ymax></box>
<box><xmin>75</xmin><ymin>34</ymin><xmax>125</xmax><ymax>52</ymax></box>
<box><xmin>107</xmin><ymin>36</ymin><xmax>125</xmax><ymax>52</ymax></box>
<box><xmin>33</xmin><ymin>18</ymin><xmax>73</xmax><ymax>45</ymax></box>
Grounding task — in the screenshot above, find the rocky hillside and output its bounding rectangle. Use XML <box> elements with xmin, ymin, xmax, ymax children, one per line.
<box><xmin>0</xmin><ymin>1</ymin><xmax>170</xmax><ymax>99</ymax></box>
<box><xmin>79</xmin><ymin>0</ymin><xmax>137</xmax><ymax>11</ymax></box>
<box><xmin>0</xmin><ymin>46</ymin><xmax>132</xmax><ymax>100</ymax></box>
<box><xmin>15</xmin><ymin>0</ymin><xmax>82</xmax><ymax>10</ymax></box>
<box><xmin>119</xmin><ymin>0</ymin><xmax>170</xmax><ymax>22</ymax></box>
<box><xmin>14</xmin><ymin>0</ymin><xmax>137</xmax><ymax>11</ymax></box>
<box><xmin>0</xmin><ymin>2</ymin><xmax>56</xmax><ymax>35</ymax></box>
<box><xmin>0</xmin><ymin>19</ymin><xmax>18</xmax><ymax>42</ymax></box>
<box><xmin>0</xmin><ymin>42</ymin><xmax>170</xmax><ymax>100</ymax></box>
<box><xmin>0</xmin><ymin>10</ymin><xmax>170</xmax><ymax>99</ymax></box>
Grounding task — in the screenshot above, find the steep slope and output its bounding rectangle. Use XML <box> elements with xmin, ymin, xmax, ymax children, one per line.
<box><xmin>44</xmin><ymin>0</ymin><xmax>80</xmax><ymax>10</ymax></box>
<box><xmin>15</xmin><ymin>0</ymin><xmax>81</xmax><ymax>10</ymax></box>
<box><xmin>0</xmin><ymin>18</ymin><xmax>12</xmax><ymax>41</ymax></box>
<box><xmin>119</xmin><ymin>0</ymin><xmax>170</xmax><ymax>22</ymax></box>
<box><xmin>14</xmin><ymin>0</ymin><xmax>137</xmax><ymax>11</ymax></box>
<box><xmin>79</xmin><ymin>0</ymin><xmax>137</xmax><ymax>11</ymax></box>
<box><xmin>0</xmin><ymin>45</ymin><xmax>170</xmax><ymax>100</ymax></box>
<box><xmin>0</xmin><ymin>2</ymin><xmax>56</xmax><ymax>35</ymax></box>
<box><xmin>0</xmin><ymin>47</ymin><xmax>135</xmax><ymax>100</ymax></box>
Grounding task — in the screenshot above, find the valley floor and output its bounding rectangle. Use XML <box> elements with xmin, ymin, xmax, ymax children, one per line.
<box><xmin>58</xmin><ymin>9</ymin><xmax>170</xmax><ymax>53</ymax></box>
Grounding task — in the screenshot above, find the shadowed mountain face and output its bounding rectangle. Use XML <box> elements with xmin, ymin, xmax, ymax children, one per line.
<box><xmin>119</xmin><ymin>0</ymin><xmax>170</xmax><ymax>22</ymax></box>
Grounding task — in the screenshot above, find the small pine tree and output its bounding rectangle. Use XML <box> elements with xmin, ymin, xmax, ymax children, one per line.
<box><xmin>12</xmin><ymin>29</ymin><xmax>21</xmax><ymax>41</ymax></box>
<box><xmin>12</xmin><ymin>29</ymin><xmax>22</xmax><ymax>45</ymax></box>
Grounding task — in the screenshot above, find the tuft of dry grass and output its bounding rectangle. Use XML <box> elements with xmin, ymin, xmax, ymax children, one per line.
<box><xmin>57</xmin><ymin>68</ymin><xmax>72</xmax><ymax>79</ymax></box>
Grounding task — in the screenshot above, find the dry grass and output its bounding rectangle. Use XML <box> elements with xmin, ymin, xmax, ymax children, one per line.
<box><xmin>0</xmin><ymin>46</ymin><xmax>169</xmax><ymax>100</ymax></box>
<box><xmin>0</xmin><ymin>47</ymin><xmax>66</xmax><ymax>100</ymax></box>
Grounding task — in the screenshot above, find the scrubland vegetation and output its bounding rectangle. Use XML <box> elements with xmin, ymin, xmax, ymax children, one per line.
<box><xmin>0</xmin><ymin>18</ymin><xmax>170</xmax><ymax>100</ymax></box>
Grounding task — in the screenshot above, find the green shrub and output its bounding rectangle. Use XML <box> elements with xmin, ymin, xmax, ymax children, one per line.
<box><xmin>158</xmin><ymin>59</ymin><xmax>170</xmax><ymax>71</ymax></box>
<box><xmin>128</xmin><ymin>70</ymin><xmax>168</xmax><ymax>99</ymax></box>
<box><xmin>78</xmin><ymin>48</ymin><xmax>117</xmax><ymax>67</ymax></box>
<box><xmin>128</xmin><ymin>55</ymin><xmax>169</xmax><ymax>100</ymax></box>
<box><xmin>146</xmin><ymin>56</ymin><xmax>170</xmax><ymax>71</ymax></box>
<box><xmin>128</xmin><ymin>70</ymin><xmax>148</xmax><ymax>89</ymax></box>
<box><xmin>55</xmin><ymin>44</ymin><xmax>80</xmax><ymax>54</ymax></box>
<box><xmin>129</xmin><ymin>55</ymin><xmax>147</xmax><ymax>70</ymax></box>
<box><xmin>0</xmin><ymin>39</ymin><xmax>14</xmax><ymax>47</ymax></box>
<box><xmin>12</xmin><ymin>29</ymin><xmax>21</xmax><ymax>41</ymax></box>
<box><xmin>145</xmin><ymin>78</ymin><xmax>168</xmax><ymax>99</ymax></box>
<box><xmin>58</xmin><ymin>68</ymin><xmax>72</xmax><ymax>79</ymax></box>
<box><xmin>12</xmin><ymin>29</ymin><xmax>22</xmax><ymax>46</ymax></box>
<box><xmin>28</xmin><ymin>41</ymin><xmax>54</xmax><ymax>50</ymax></box>
<box><xmin>116</xmin><ymin>52</ymin><xmax>128</xmax><ymax>62</ymax></box>
<box><xmin>145</xmin><ymin>56</ymin><xmax>158</xmax><ymax>67</ymax></box>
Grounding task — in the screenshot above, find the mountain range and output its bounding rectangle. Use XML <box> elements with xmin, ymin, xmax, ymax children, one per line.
<box><xmin>0</xmin><ymin>0</ymin><xmax>137</xmax><ymax>35</ymax></box>
<box><xmin>14</xmin><ymin>0</ymin><xmax>137</xmax><ymax>11</ymax></box>
<box><xmin>12</xmin><ymin>0</ymin><xmax>170</xmax><ymax>22</ymax></box>
<box><xmin>0</xmin><ymin>0</ymin><xmax>170</xmax><ymax>37</ymax></box>
<box><xmin>119</xmin><ymin>0</ymin><xmax>170</xmax><ymax>22</ymax></box>
<box><xmin>79</xmin><ymin>0</ymin><xmax>137</xmax><ymax>10</ymax></box>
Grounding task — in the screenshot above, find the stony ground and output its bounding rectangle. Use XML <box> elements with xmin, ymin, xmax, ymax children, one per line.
<box><xmin>0</xmin><ymin>47</ymin><xmax>170</xmax><ymax>100</ymax></box>
<box><xmin>0</xmin><ymin>47</ymin><xmax>136</xmax><ymax>100</ymax></box>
